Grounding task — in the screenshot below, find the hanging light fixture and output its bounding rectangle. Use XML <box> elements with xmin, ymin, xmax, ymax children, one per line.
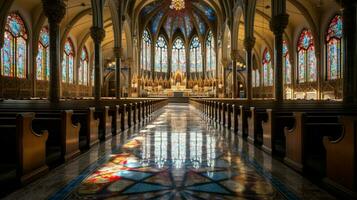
<box><xmin>170</xmin><ymin>0</ymin><xmax>185</xmax><ymax>11</ymax></box>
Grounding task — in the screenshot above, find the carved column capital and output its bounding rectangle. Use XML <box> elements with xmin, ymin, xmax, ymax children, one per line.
<box><xmin>270</xmin><ymin>14</ymin><xmax>289</xmax><ymax>35</ymax></box>
<box><xmin>244</xmin><ymin>37</ymin><xmax>256</xmax><ymax>52</ymax></box>
<box><xmin>42</xmin><ymin>0</ymin><xmax>66</xmax><ymax>24</ymax></box>
<box><xmin>90</xmin><ymin>26</ymin><xmax>106</xmax><ymax>44</ymax></box>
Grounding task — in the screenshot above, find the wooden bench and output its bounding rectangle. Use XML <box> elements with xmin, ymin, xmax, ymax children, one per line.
<box><xmin>96</xmin><ymin>106</ymin><xmax>113</xmax><ymax>141</ymax></box>
<box><xmin>323</xmin><ymin>116</ymin><xmax>357</xmax><ymax>195</ymax></box>
<box><xmin>0</xmin><ymin>113</ymin><xmax>48</xmax><ymax>188</ymax></box>
<box><xmin>32</xmin><ymin>111</ymin><xmax>81</xmax><ymax>162</ymax></box>
<box><xmin>72</xmin><ymin>107</ymin><xmax>99</xmax><ymax>149</ymax></box>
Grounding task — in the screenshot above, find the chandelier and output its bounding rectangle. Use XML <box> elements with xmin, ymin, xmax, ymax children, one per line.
<box><xmin>170</xmin><ymin>0</ymin><xmax>185</xmax><ymax>11</ymax></box>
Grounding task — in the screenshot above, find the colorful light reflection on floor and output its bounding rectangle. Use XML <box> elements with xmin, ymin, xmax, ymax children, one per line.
<box><xmin>68</xmin><ymin>105</ymin><xmax>285</xmax><ymax>199</ymax></box>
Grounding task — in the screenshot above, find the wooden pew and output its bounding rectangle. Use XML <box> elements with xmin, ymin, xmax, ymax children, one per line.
<box><xmin>231</xmin><ymin>105</ymin><xmax>238</xmax><ymax>132</ymax></box>
<box><xmin>121</xmin><ymin>104</ymin><xmax>128</xmax><ymax>130</ymax></box>
<box><xmin>110</xmin><ymin>105</ymin><xmax>121</xmax><ymax>135</ymax></box>
<box><xmin>238</xmin><ymin>106</ymin><xmax>247</xmax><ymax>137</ymax></box>
<box><xmin>72</xmin><ymin>107</ymin><xmax>99</xmax><ymax>149</ymax></box>
<box><xmin>33</xmin><ymin>111</ymin><xmax>80</xmax><ymax>162</ymax></box>
<box><xmin>97</xmin><ymin>106</ymin><xmax>113</xmax><ymax>141</ymax></box>
<box><xmin>323</xmin><ymin>116</ymin><xmax>357</xmax><ymax>195</ymax></box>
<box><xmin>284</xmin><ymin>112</ymin><xmax>342</xmax><ymax>173</ymax></box>
<box><xmin>0</xmin><ymin>113</ymin><xmax>48</xmax><ymax>186</ymax></box>
<box><xmin>225</xmin><ymin>103</ymin><xmax>231</xmax><ymax>128</ymax></box>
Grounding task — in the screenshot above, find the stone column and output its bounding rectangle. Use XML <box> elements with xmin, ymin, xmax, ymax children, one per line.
<box><xmin>341</xmin><ymin>1</ymin><xmax>357</xmax><ymax>104</ymax></box>
<box><xmin>90</xmin><ymin>27</ymin><xmax>105</xmax><ymax>101</ymax></box>
<box><xmin>42</xmin><ymin>0</ymin><xmax>66</xmax><ymax>102</ymax></box>
<box><xmin>114</xmin><ymin>47</ymin><xmax>121</xmax><ymax>99</ymax></box>
<box><xmin>231</xmin><ymin>50</ymin><xmax>239</xmax><ymax>98</ymax></box>
<box><xmin>270</xmin><ymin>0</ymin><xmax>289</xmax><ymax>102</ymax></box>
<box><xmin>244</xmin><ymin>37</ymin><xmax>256</xmax><ymax>101</ymax></box>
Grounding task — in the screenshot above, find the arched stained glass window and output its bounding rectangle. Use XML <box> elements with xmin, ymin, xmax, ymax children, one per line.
<box><xmin>283</xmin><ymin>40</ymin><xmax>291</xmax><ymax>84</ymax></box>
<box><xmin>297</xmin><ymin>29</ymin><xmax>316</xmax><ymax>83</ymax></box>
<box><xmin>155</xmin><ymin>35</ymin><xmax>168</xmax><ymax>73</ymax></box>
<box><xmin>141</xmin><ymin>30</ymin><xmax>151</xmax><ymax>72</ymax></box>
<box><xmin>36</xmin><ymin>27</ymin><xmax>49</xmax><ymax>80</ymax></box>
<box><xmin>252</xmin><ymin>69</ymin><xmax>260</xmax><ymax>87</ymax></box>
<box><xmin>1</xmin><ymin>12</ymin><xmax>28</xmax><ymax>78</ymax></box>
<box><xmin>172</xmin><ymin>38</ymin><xmax>186</xmax><ymax>73</ymax></box>
<box><xmin>326</xmin><ymin>15</ymin><xmax>343</xmax><ymax>80</ymax></box>
<box><xmin>262</xmin><ymin>48</ymin><xmax>273</xmax><ymax>86</ymax></box>
<box><xmin>62</xmin><ymin>38</ymin><xmax>75</xmax><ymax>83</ymax></box>
<box><xmin>206</xmin><ymin>31</ymin><xmax>216</xmax><ymax>78</ymax></box>
<box><xmin>79</xmin><ymin>47</ymin><xmax>89</xmax><ymax>85</ymax></box>
<box><xmin>190</xmin><ymin>36</ymin><xmax>203</xmax><ymax>77</ymax></box>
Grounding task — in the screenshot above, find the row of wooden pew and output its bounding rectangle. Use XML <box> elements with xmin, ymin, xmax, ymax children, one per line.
<box><xmin>0</xmin><ymin>98</ymin><xmax>168</xmax><ymax>197</ymax></box>
<box><xmin>190</xmin><ymin>98</ymin><xmax>357</xmax><ymax>198</ymax></box>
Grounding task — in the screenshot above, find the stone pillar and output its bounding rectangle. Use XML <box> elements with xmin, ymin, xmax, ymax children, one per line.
<box><xmin>341</xmin><ymin>1</ymin><xmax>357</xmax><ymax>104</ymax></box>
<box><xmin>42</xmin><ymin>0</ymin><xmax>66</xmax><ymax>102</ymax></box>
<box><xmin>270</xmin><ymin>0</ymin><xmax>289</xmax><ymax>102</ymax></box>
<box><xmin>114</xmin><ymin>47</ymin><xmax>121</xmax><ymax>99</ymax></box>
<box><xmin>231</xmin><ymin>50</ymin><xmax>239</xmax><ymax>98</ymax></box>
<box><xmin>90</xmin><ymin>27</ymin><xmax>105</xmax><ymax>101</ymax></box>
<box><xmin>244</xmin><ymin>37</ymin><xmax>256</xmax><ymax>101</ymax></box>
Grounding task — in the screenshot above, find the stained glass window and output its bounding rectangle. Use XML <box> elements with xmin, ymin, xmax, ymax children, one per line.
<box><xmin>252</xmin><ymin>70</ymin><xmax>260</xmax><ymax>87</ymax></box>
<box><xmin>206</xmin><ymin>31</ymin><xmax>216</xmax><ymax>78</ymax></box>
<box><xmin>262</xmin><ymin>48</ymin><xmax>273</xmax><ymax>86</ymax></box>
<box><xmin>141</xmin><ymin>30</ymin><xmax>151</xmax><ymax>72</ymax></box>
<box><xmin>326</xmin><ymin>15</ymin><xmax>343</xmax><ymax>80</ymax></box>
<box><xmin>190</xmin><ymin>36</ymin><xmax>202</xmax><ymax>78</ymax></box>
<box><xmin>155</xmin><ymin>35</ymin><xmax>168</xmax><ymax>73</ymax></box>
<box><xmin>283</xmin><ymin>40</ymin><xmax>291</xmax><ymax>84</ymax></box>
<box><xmin>297</xmin><ymin>29</ymin><xmax>316</xmax><ymax>83</ymax></box>
<box><xmin>1</xmin><ymin>12</ymin><xmax>28</xmax><ymax>78</ymax></box>
<box><xmin>172</xmin><ymin>38</ymin><xmax>186</xmax><ymax>73</ymax></box>
<box><xmin>36</xmin><ymin>27</ymin><xmax>49</xmax><ymax>80</ymax></box>
<box><xmin>62</xmin><ymin>38</ymin><xmax>75</xmax><ymax>83</ymax></box>
<box><xmin>79</xmin><ymin>47</ymin><xmax>89</xmax><ymax>85</ymax></box>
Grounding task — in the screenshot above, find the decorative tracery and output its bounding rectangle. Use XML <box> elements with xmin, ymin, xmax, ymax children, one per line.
<box><xmin>297</xmin><ymin>29</ymin><xmax>317</xmax><ymax>83</ymax></box>
<box><xmin>262</xmin><ymin>48</ymin><xmax>273</xmax><ymax>86</ymax></box>
<box><xmin>172</xmin><ymin>37</ymin><xmax>186</xmax><ymax>73</ymax></box>
<box><xmin>190</xmin><ymin>36</ymin><xmax>202</xmax><ymax>78</ymax></box>
<box><xmin>36</xmin><ymin>27</ymin><xmax>49</xmax><ymax>80</ymax></box>
<box><xmin>141</xmin><ymin>30</ymin><xmax>152</xmax><ymax>73</ymax></box>
<box><xmin>79</xmin><ymin>47</ymin><xmax>89</xmax><ymax>85</ymax></box>
<box><xmin>62</xmin><ymin>38</ymin><xmax>75</xmax><ymax>83</ymax></box>
<box><xmin>155</xmin><ymin>35</ymin><xmax>168</xmax><ymax>73</ymax></box>
<box><xmin>326</xmin><ymin>15</ymin><xmax>343</xmax><ymax>80</ymax></box>
<box><xmin>206</xmin><ymin>31</ymin><xmax>215</xmax><ymax>78</ymax></box>
<box><xmin>1</xmin><ymin>12</ymin><xmax>28</xmax><ymax>78</ymax></box>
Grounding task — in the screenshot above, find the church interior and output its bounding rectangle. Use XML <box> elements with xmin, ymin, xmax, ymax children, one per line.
<box><xmin>0</xmin><ymin>0</ymin><xmax>356</xmax><ymax>199</ymax></box>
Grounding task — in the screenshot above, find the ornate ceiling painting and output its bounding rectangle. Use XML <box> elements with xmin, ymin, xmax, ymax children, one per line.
<box><xmin>140</xmin><ymin>0</ymin><xmax>217</xmax><ymax>40</ymax></box>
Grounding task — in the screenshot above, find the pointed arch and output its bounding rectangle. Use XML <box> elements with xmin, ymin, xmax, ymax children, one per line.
<box><xmin>155</xmin><ymin>35</ymin><xmax>168</xmax><ymax>73</ymax></box>
<box><xmin>326</xmin><ymin>14</ymin><xmax>343</xmax><ymax>80</ymax></box>
<box><xmin>141</xmin><ymin>29</ymin><xmax>152</xmax><ymax>73</ymax></box>
<box><xmin>1</xmin><ymin>12</ymin><xmax>28</xmax><ymax>78</ymax></box>
<box><xmin>36</xmin><ymin>26</ymin><xmax>49</xmax><ymax>81</ymax></box>
<box><xmin>190</xmin><ymin>35</ymin><xmax>203</xmax><ymax>78</ymax></box>
<box><xmin>205</xmin><ymin>30</ymin><xmax>216</xmax><ymax>78</ymax></box>
<box><xmin>62</xmin><ymin>38</ymin><xmax>75</xmax><ymax>83</ymax></box>
<box><xmin>297</xmin><ymin>29</ymin><xmax>316</xmax><ymax>83</ymax></box>
<box><xmin>172</xmin><ymin>37</ymin><xmax>186</xmax><ymax>73</ymax></box>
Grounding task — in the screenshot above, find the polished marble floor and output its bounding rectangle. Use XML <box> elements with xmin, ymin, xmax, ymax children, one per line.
<box><xmin>5</xmin><ymin>104</ymin><xmax>336</xmax><ymax>200</ymax></box>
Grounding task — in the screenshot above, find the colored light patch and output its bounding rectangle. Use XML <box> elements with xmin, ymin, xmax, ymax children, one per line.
<box><xmin>123</xmin><ymin>183</ymin><xmax>170</xmax><ymax>194</ymax></box>
<box><xmin>186</xmin><ymin>183</ymin><xmax>231</xmax><ymax>194</ymax></box>
<box><xmin>123</xmin><ymin>139</ymin><xmax>142</xmax><ymax>149</ymax></box>
<box><xmin>116</xmin><ymin>170</ymin><xmax>152</xmax><ymax>181</ymax></box>
<box><xmin>201</xmin><ymin>171</ymin><xmax>231</xmax><ymax>181</ymax></box>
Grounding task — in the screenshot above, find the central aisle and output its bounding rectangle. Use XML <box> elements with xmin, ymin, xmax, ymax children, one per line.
<box><xmin>64</xmin><ymin>104</ymin><xmax>286</xmax><ymax>199</ymax></box>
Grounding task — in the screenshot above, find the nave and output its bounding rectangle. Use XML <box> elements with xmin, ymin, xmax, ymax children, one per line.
<box><xmin>5</xmin><ymin>104</ymin><xmax>335</xmax><ymax>199</ymax></box>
